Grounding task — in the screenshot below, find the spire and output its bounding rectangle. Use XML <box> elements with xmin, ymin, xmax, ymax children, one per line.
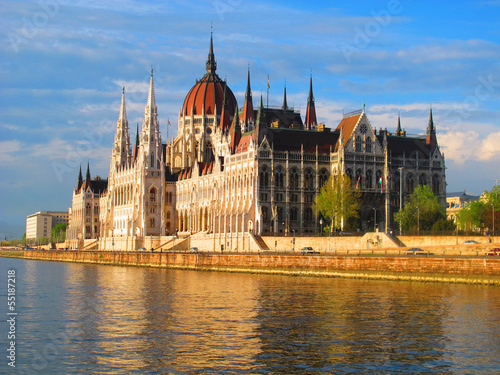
<box><xmin>242</xmin><ymin>68</ymin><xmax>254</xmax><ymax>127</ymax></box>
<box><xmin>119</xmin><ymin>87</ymin><xmax>127</xmax><ymax>122</ymax></box>
<box><xmin>304</xmin><ymin>75</ymin><xmax>317</xmax><ymax>130</ymax></box>
<box><xmin>133</xmin><ymin>123</ymin><xmax>139</xmax><ymax>160</ymax></box>
<box><xmin>77</xmin><ymin>165</ymin><xmax>83</xmax><ymax>191</ymax></box>
<box><xmin>86</xmin><ymin>162</ymin><xmax>91</xmax><ymax>181</ymax></box>
<box><xmin>146</xmin><ymin>70</ymin><xmax>156</xmax><ymax>114</ymax></box>
<box><xmin>282</xmin><ymin>82</ymin><xmax>288</xmax><ymax>110</ymax></box>
<box><xmin>219</xmin><ymin>80</ymin><xmax>231</xmax><ymax>131</ymax></box>
<box><xmin>255</xmin><ymin>94</ymin><xmax>266</xmax><ymax>144</ymax></box>
<box><xmin>230</xmin><ymin>105</ymin><xmax>241</xmax><ymax>153</ymax></box>
<box><xmin>206</xmin><ymin>31</ymin><xmax>217</xmax><ymax>75</ymax></box>
<box><xmin>426</xmin><ymin>106</ymin><xmax>437</xmax><ymax>150</ymax></box>
<box><xmin>396</xmin><ymin>113</ymin><xmax>402</xmax><ymax>135</ymax></box>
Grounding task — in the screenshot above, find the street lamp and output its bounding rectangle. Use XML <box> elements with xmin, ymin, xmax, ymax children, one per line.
<box><xmin>319</xmin><ymin>218</ymin><xmax>323</xmax><ymax>235</ymax></box>
<box><xmin>492</xmin><ymin>204</ymin><xmax>495</xmax><ymax>237</ymax></box>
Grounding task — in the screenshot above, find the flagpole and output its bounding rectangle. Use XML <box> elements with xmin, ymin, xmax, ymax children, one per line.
<box><xmin>267</xmin><ymin>75</ymin><xmax>270</xmax><ymax>108</ymax></box>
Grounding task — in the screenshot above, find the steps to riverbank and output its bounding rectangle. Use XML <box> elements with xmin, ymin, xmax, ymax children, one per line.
<box><xmin>3</xmin><ymin>249</ymin><xmax>500</xmax><ymax>286</ymax></box>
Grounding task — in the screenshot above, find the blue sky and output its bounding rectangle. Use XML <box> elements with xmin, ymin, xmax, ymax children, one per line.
<box><xmin>1</xmin><ymin>0</ymin><xmax>500</xmax><ymax>239</ymax></box>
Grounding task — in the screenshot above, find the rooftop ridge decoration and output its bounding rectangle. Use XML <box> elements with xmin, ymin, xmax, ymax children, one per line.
<box><xmin>343</xmin><ymin>109</ymin><xmax>363</xmax><ymax>118</ymax></box>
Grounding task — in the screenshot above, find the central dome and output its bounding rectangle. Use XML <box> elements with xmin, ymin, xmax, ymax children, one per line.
<box><xmin>181</xmin><ymin>35</ymin><xmax>237</xmax><ymax>117</ymax></box>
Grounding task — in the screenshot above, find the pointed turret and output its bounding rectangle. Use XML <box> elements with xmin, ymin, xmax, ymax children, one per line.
<box><xmin>241</xmin><ymin>69</ymin><xmax>254</xmax><ymax>131</ymax></box>
<box><xmin>110</xmin><ymin>87</ymin><xmax>132</xmax><ymax>171</ymax></box>
<box><xmin>230</xmin><ymin>105</ymin><xmax>241</xmax><ymax>153</ymax></box>
<box><xmin>282</xmin><ymin>83</ymin><xmax>288</xmax><ymax>110</ymax></box>
<box><xmin>426</xmin><ymin>107</ymin><xmax>437</xmax><ymax>150</ymax></box>
<box><xmin>219</xmin><ymin>80</ymin><xmax>231</xmax><ymax>132</ymax></box>
<box><xmin>206</xmin><ymin>32</ymin><xmax>217</xmax><ymax>75</ymax></box>
<box><xmin>254</xmin><ymin>94</ymin><xmax>267</xmax><ymax>144</ymax></box>
<box><xmin>141</xmin><ymin>69</ymin><xmax>162</xmax><ymax>170</ymax></box>
<box><xmin>77</xmin><ymin>165</ymin><xmax>83</xmax><ymax>191</ymax></box>
<box><xmin>396</xmin><ymin>114</ymin><xmax>402</xmax><ymax>135</ymax></box>
<box><xmin>133</xmin><ymin>123</ymin><xmax>139</xmax><ymax>160</ymax></box>
<box><xmin>85</xmin><ymin>162</ymin><xmax>91</xmax><ymax>181</ymax></box>
<box><xmin>304</xmin><ymin>75</ymin><xmax>317</xmax><ymax>130</ymax></box>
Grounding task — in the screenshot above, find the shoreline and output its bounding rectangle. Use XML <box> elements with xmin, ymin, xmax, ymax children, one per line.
<box><xmin>3</xmin><ymin>250</ymin><xmax>500</xmax><ymax>285</ymax></box>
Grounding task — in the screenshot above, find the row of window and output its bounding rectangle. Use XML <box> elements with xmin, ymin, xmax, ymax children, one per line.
<box><xmin>259</xmin><ymin>166</ymin><xmax>329</xmax><ymax>189</ymax></box>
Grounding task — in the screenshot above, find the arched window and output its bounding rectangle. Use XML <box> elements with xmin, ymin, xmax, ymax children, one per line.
<box><xmin>356</xmin><ymin>136</ymin><xmax>362</xmax><ymax>151</ymax></box>
<box><xmin>393</xmin><ymin>172</ymin><xmax>400</xmax><ymax>191</ymax></box>
<box><xmin>406</xmin><ymin>174</ymin><xmax>414</xmax><ymax>193</ymax></box>
<box><xmin>205</xmin><ymin>142</ymin><xmax>213</xmax><ymax>162</ymax></box>
<box><xmin>366</xmin><ymin>137</ymin><xmax>372</xmax><ymax>152</ymax></box>
<box><xmin>419</xmin><ymin>174</ymin><xmax>427</xmax><ymax>187</ymax></box>
<box><xmin>151</xmin><ymin>153</ymin><xmax>154</xmax><ymax>166</ymax></box>
<box><xmin>260</xmin><ymin>166</ymin><xmax>269</xmax><ymax>188</ymax></box>
<box><xmin>432</xmin><ymin>175</ymin><xmax>440</xmax><ymax>194</ymax></box>
<box><xmin>319</xmin><ymin>169</ymin><xmax>329</xmax><ymax>187</ymax></box>
<box><xmin>346</xmin><ymin>169</ymin><xmax>353</xmax><ymax>187</ymax></box>
<box><xmin>365</xmin><ymin>170</ymin><xmax>373</xmax><ymax>189</ymax></box>
<box><xmin>150</xmin><ymin>218</ymin><xmax>155</xmax><ymax>227</ymax></box>
<box><xmin>262</xmin><ymin>206</ymin><xmax>268</xmax><ymax>220</ymax></box>
<box><xmin>150</xmin><ymin>188</ymin><xmax>156</xmax><ymax>203</ymax></box>
<box><xmin>290</xmin><ymin>168</ymin><xmax>299</xmax><ymax>188</ymax></box>
<box><xmin>305</xmin><ymin>168</ymin><xmax>314</xmax><ymax>189</ymax></box>
<box><xmin>290</xmin><ymin>208</ymin><xmax>298</xmax><ymax>221</ymax></box>
<box><xmin>275</xmin><ymin>166</ymin><xmax>284</xmax><ymax>188</ymax></box>
<box><xmin>304</xmin><ymin>208</ymin><xmax>313</xmax><ymax>221</ymax></box>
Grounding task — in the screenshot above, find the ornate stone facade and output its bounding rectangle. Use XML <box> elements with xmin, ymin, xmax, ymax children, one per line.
<box><xmin>66</xmin><ymin>35</ymin><xmax>447</xmax><ymax>250</ymax></box>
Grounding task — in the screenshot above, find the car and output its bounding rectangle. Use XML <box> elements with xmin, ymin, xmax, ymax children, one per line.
<box><xmin>301</xmin><ymin>247</ymin><xmax>319</xmax><ymax>255</ymax></box>
<box><xmin>485</xmin><ymin>248</ymin><xmax>500</xmax><ymax>256</ymax></box>
<box><xmin>405</xmin><ymin>248</ymin><xmax>433</xmax><ymax>256</ymax></box>
<box><xmin>464</xmin><ymin>240</ymin><xmax>480</xmax><ymax>245</ymax></box>
<box><xmin>189</xmin><ymin>247</ymin><xmax>199</xmax><ymax>252</ymax></box>
<box><xmin>138</xmin><ymin>247</ymin><xmax>147</xmax><ymax>251</ymax></box>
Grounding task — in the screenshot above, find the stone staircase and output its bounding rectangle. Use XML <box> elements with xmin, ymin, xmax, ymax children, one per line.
<box><xmin>250</xmin><ymin>233</ymin><xmax>270</xmax><ymax>251</ymax></box>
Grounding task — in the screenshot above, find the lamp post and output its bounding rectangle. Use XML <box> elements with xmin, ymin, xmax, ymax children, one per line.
<box><xmin>417</xmin><ymin>206</ymin><xmax>420</xmax><ymax>236</ymax></box>
<box><xmin>492</xmin><ymin>204</ymin><xmax>495</xmax><ymax>237</ymax></box>
<box><xmin>398</xmin><ymin>167</ymin><xmax>403</xmax><ymax>235</ymax></box>
<box><xmin>373</xmin><ymin>207</ymin><xmax>377</xmax><ymax>232</ymax></box>
<box><xmin>319</xmin><ymin>218</ymin><xmax>323</xmax><ymax>236</ymax></box>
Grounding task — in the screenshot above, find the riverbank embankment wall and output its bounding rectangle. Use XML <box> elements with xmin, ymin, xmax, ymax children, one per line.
<box><xmin>15</xmin><ymin>250</ymin><xmax>500</xmax><ymax>285</ymax></box>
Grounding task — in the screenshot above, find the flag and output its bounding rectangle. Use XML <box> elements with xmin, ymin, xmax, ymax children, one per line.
<box><xmin>355</xmin><ymin>175</ymin><xmax>361</xmax><ymax>189</ymax></box>
<box><xmin>267</xmin><ymin>75</ymin><xmax>270</xmax><ymax>90</ymax></box>
<box><xmin>379</xmin><ymin>176</ymin><xmax>383</xmax><ymax>193</ymax></box>
<box><xmin>167</xmin><ymin>119</ymin><xmax>171</xmax><ymax>126</ymax></box>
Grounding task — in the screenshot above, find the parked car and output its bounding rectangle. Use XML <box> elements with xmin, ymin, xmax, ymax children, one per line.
<box><xmin>189</xmin><ymin>247</ymin><xmax>199</xmax><ymax>252</ymax></box>
<box><xmin>485</xmin><ymin>248</ymin><xmax>500</xmax><ymax>256</ymax></box>
<box><xmin>301</xmin><ymin>247</ymin><xmax>319</xmax><ymax>255</ymax></box>
<box><xmin>405</xmin><ymin>248</ymin><xmax>433</xmax><ymax>256</ymax></box>
<box><xmin>138</xmin><ymin>247</ymin><xmax>147</xmax><ymax>251</ymax></box>
<box><xmin>464</xmin><ymin>240</ymin><xmax>480</xmax><ymax>245</ymax></box>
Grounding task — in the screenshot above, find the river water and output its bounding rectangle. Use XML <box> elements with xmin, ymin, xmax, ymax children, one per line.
<box><xmin>1</xmin><ymin>257</ymin><xmax>500</xmax><ymax>374</ymax></box>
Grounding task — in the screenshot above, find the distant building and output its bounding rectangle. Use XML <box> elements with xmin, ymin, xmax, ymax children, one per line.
<box><xmin>26</xmin><ymin>211</ymin><xmax>69</xmax><ymax>240</ymax></box>
<box><xmin>446</xmin><ymin>191</ymin><xmax>480</xmax><ymax>223</ymax></box>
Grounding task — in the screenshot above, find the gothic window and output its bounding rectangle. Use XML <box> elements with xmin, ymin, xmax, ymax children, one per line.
<box><xmin>419</xmin><ymin>174</ymin><xmax>427</xmax><ymax>187</ymax></box>
<box><xmin>366</xmin><ymin>170</ymin><xmax>373</xmax><ymax>189</ymax></box>
<box><xmin>366</xmin><ymin>137</ymin><xmax>372</xmax><ymax>152</ymax></box>
<box><xmin>346</xmin><ymin>169</ymin><xmax>353</xmax><ymax>187</ymax></box>
<box><xmin>304</xmin><ymin>208</ymin><xmax>313</xmax><ymax>221</ymax></box>
<box><xmin>205</xmin><ymin>142</ymin><xmax>213</xmax><ymax>162</ymax></box>
<box><xmin>393</xmin><ymin>172</ymin><xmax>400</xmax><ymax>191</ymax></box>
<box><xmin>432</xmin><ymin>175</ymin><xmax>440</xmax><ymax>194</ymax></box>
<box><xmin>305</xmin><ymin>168</ymin><xmax>314</xmax><ymax>189</ymax></box>
<box><xmin>262</xmin><ymin>206</ymin><xmax>268</xmax><ymax>220</ymax></box>
<box><xmin>167</xmin><ymin>212</ymin><xmax>170</xmax><ymax>219</ymax></box>
<box><xmin>275</xmin><ymin>166</ymin><xmax>284</xmax><ymax>188</ymax></box>
<box><xmin>151</xmin><ymin>153</ymin><xmax>154</xmax><ymax>166</ymax></box>
<box><xmin>277</xmin><ymin>207</ymin><xmax>283</xmax><ymax>222</ymax></box>
<box><xmin>406</xmin><ymin>174</ymin><xmax>414</xmax><ymax>193</ymax></box>
<box><xmin>260</xmin><ymin>166</ymin><xmax>269</xmax><ymax>188</ymax></box>
<box><xmin>86</xmin><ymin>204</ymin><xmax>91</xmax><ymax>215</ymax></box>
<box><xmin>150</xmin><ymin>188</ymin><xmax>157</xmax><ymax>203</ymax></box>
<box><xmin>356</xmin><ymin>136</ymin><xmax>362</xmax><ymax>151</ymax></box>
<box><xmin>290</xmin><ymin>168</ymin><xmax>299</xmax><ymax>188</ymax></box>
<box><xmin>319</xmin><ymin>169</ymin><xmax>329</xmax><ymax>187</ymax></box>
<box><xmin>290</xmin><ymin>208</ymin><xmax>298</xmax><ymax>221</ymax></box>
<box><xmin>150</xmin><ymin>218</ymin><xmax>155</xmax><ymax>227</ymax></box>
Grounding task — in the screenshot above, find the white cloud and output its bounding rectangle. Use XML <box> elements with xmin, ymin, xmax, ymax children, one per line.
<box><xmin>0</xmin><ymin>140</ymin><xmax>22</xmax><ymax>165</ymax></box>
<box><xmin>440</xmin><ymin>130</ymin><xmax>500</xmax><ymax>164</ymax></box>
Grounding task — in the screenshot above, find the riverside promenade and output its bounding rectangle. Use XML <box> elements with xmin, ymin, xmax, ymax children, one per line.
<box><xmin>3</xmin><ymin>248</ymin><xmax>500</xmax><ymax>285</ymax></box>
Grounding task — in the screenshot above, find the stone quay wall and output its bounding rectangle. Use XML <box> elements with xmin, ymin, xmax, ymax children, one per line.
<box><xmin>20</xmin><ymin>250</ymin><xmax>500</xmax><ymax>285</ymax></box>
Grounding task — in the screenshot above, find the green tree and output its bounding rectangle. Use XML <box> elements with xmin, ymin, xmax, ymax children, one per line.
<box><xmin>457</xmin><ymin>185</ymin><xmax>500</xmax><ymax>234</ymax></box>
<box><xmin>395</xmin><ymin>185</ymin><xmax>453</xmax><ymax>232</ymax></box>
<box><xmin>314</xmin><ymin>172</ymin><xmax>360</xmax><ymax>232</ymax></box>
<box><xmin>50</xmin><ymin>223</ymin><xmax>67</xmax><ymax>243</ymax></box>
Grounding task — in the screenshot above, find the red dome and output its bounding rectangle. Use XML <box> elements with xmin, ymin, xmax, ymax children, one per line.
<box><xmin>182</xmin><ymin>74</ymin><xmax>237</xmax><ymax>117</ymax></box>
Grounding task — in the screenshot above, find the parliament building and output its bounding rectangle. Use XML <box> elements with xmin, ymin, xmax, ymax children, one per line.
<box><xmin>66</xmin><ymin>35</ymin><xmax>446</xmax><ymax>251</ymax></box>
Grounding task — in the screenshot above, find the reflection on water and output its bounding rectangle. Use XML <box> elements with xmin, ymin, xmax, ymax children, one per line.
<box><xmin>2</xmin><ymin>258</ymin><xmax>500</xmax><ymax>374</ymax></box>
